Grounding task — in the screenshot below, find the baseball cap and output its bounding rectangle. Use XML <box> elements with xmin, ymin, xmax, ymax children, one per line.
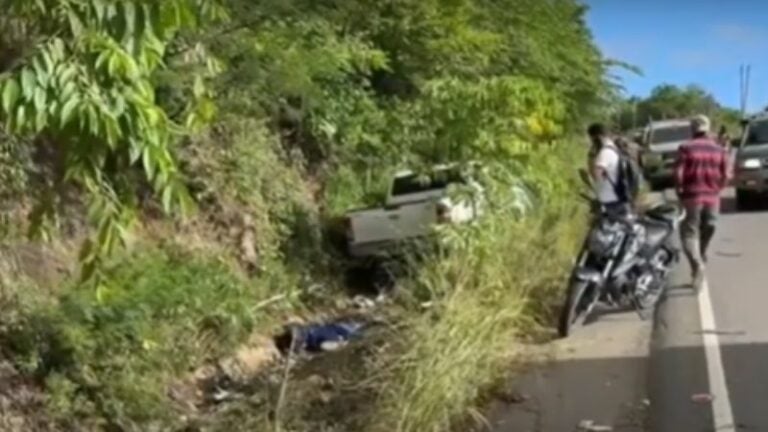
<box><xmin>690</xmin><ymin>115</ymin><xmax>711</xmax><ymax>134</ymax></box>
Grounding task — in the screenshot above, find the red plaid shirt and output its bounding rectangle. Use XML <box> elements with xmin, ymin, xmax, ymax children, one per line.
<box><xmin>674</xmin><ymin>137</ymin><xmax>729</xmax><ymax>206</ymax></box>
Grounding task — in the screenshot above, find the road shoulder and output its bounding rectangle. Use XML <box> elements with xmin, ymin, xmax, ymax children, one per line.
<box><xmin>648</xmin><ymin>265</ymin><xmax>712</xmax><ymax>431</ymax></box>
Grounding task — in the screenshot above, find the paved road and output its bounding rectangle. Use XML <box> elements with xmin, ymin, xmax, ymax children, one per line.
<box><xmin>484</xmin><ymin>307</ymin><xmax>651</xmax><ymax>431</ymax></box>
<box><xmin>483</xmin><ymin>190</ymin><xmax>768</xmax><ymax>432</ymax></box>
<box><xmin>653</xmin><ymin>191</ymin><xmax>768</xmax><ymax>432</ymax></box>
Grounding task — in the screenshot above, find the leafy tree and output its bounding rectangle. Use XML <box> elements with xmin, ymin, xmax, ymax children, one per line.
<box><xmin>613</xmin><ymin>84</ymin><xmax>741</xmax><ymax>133</ymax></box>
<box><xmin>0</xmin><ymin>0</ymin><xmax>226</xmax><ymax>281</ymax></box>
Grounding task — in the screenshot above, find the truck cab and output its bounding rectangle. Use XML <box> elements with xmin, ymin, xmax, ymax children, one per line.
<box><xmin>733</xmin><ymin>112</ymin><xmax>768</xmax><ymax>210</ymax></box>
<box><xmin>640</xmin><ymin>119</ymin><xmax>693</xmax><ymax>191</ymax></box>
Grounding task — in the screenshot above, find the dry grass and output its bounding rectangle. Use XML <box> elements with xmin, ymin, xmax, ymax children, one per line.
<box><xmin>368</xmin><ymin>200</ymin><xmax>585</xmax><ymax>432</ymax></box>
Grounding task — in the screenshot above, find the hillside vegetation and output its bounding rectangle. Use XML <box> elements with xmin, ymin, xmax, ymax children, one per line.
<box><xmin>0</xmin><ymin>1</ymin><xmax>610</xmax><ymax>431</ymax></box>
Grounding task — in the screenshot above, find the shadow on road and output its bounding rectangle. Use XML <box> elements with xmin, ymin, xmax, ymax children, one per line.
<box><xmin>720</xmin><ymin>195</ymin><xmax>768</xmax><ymax>215</ymax></box>
<box><xmin>585</xmin><ymin>303</ymin><xmax>637</xmax><ymax>325</ymax></box>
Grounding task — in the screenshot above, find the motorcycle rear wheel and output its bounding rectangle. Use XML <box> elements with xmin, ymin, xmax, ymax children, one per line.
<box><xmin>558</xmin><ymin>280</ymin><xmax>593</xmax><ymax>338</ymax></box>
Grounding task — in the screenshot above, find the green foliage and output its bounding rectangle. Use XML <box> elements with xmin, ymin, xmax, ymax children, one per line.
<box><xmin>613</xmin><ymin>84</ymin><xmax>742</xmax><ymax>133</ymax></box>
<box><xmin>400</xmin><ymin>77</ymin><xmax>564</xmax><ymax>164</ymax></box>
<box><xmin>3</xmin><ymin>246</ymin><xmax>256</xmax><ymax>430</ymax></box>
<box><xmin>372</xmin><ymin>145</ymin><xmax>585</xmax><ymax>432</ymax></box>
<box><xmin>180</xmin><ymin>116</ymin><xmax>313</xmax><ymax>261</ymax></box>
<box><xmin>0</xmin><ymin>0</ymin><xmax>613</xmax><ymax>430</ymax></box>
<box><xmin>0</xmin><ymin>0</ymin><xmax>227</xmax><ymax>281</ymax></box>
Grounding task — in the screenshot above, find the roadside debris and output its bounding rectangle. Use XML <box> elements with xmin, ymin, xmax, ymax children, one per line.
<box><xmin>352</xmin><ymin>295</ymin><xmax>376</xmax><ymax>310</ymax></box>
<box><xmin>577</xmin><ymin>419</ymin><xmax>614</xmax><ymax>431</ymax></box>
<box><xmin>691</xmin><ymin>393</ymin><xmax>715</xmax><ymax>404</ymax></box>
<box><xmin>696</xmin><ymin>329</ymin><xmax>746</xmax><ymax>336</ymax></box>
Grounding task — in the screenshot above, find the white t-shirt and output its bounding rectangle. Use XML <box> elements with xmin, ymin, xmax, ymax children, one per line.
<box><xmin>593</xmin><ymin>140</ymin><xmax>621</xmax><ymax>203</ymax></box>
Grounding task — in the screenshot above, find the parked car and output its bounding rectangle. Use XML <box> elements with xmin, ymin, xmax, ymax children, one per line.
<box><xmin>344</xmin><ymin>164</ymin><xmax>484</xmax><ymax>259</ymax></box>
<box><xmin>639</xmin><ymin>119</ymin><xmax>693</xmax><ymax>191</ymax></box>
<box><xmin>733</xmin><ymin>112</ymin><xmax>768</xmax><ymax>210</ymax></box>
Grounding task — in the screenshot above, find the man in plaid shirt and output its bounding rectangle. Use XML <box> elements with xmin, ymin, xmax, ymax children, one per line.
<box><xmin>674</xmin><ymin>115</ymin><xmax>730</xmax><ymax>287</ymax></box>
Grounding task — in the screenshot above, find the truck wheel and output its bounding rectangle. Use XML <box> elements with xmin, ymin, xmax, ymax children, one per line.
<box><xmin>736</xmin><ymin>189</ymin><xmax>755</xmax><ymax>211</ymax></box>
<box><xmin>371</xmin><ymin>260</ymin><xmax>397</xmax><ymax>294</ymax></box>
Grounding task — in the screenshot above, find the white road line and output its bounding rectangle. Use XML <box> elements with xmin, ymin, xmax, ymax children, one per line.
<box><xmin>698</xmin><ymin>278</ymin><xmax>736</xmax><ymax>431</ymax></box>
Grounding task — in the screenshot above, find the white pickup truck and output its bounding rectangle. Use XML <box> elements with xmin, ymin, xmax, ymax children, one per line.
<box><xmin>345</xmin><ymin>165</ymin><xmax>483</xmax><ymax>258</ymax></box>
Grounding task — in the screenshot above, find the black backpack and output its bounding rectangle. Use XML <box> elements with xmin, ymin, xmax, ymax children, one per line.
<box><xmin>605</xmin><ymin>145</ymin><xmax>644</xmax><ymax>203</ymax></box>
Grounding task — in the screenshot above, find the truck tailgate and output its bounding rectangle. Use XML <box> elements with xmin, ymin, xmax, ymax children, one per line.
<box><xmin>349</xmin><ymin>201</ymin><xmax>438</xmax><ymax>246</ymax></box>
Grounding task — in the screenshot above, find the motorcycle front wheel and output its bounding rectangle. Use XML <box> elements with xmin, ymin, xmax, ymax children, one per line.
<box><xmin>558</xmin><ymin>280</ymin><xmax>594</xmax><ymax>338</ymax></box>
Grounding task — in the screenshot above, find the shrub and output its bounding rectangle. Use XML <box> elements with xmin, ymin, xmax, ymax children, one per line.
<box><xmin>3</xmin><ymin>246</ymin><xmax>258</xmax><ymax>430</ymax></box>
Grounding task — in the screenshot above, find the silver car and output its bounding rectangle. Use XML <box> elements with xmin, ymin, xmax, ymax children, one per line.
<box><xmin>640</xmin><ymin>119</ymin><xmax>693</xmax><ymax>191</ymax></box>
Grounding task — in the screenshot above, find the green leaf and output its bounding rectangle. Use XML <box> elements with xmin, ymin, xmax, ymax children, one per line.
<box><xmin>58</xmin><ymin>65</ymin><xmax>78</xmax><ymax>87</ymax></box>
<box><xmin>78</xmin><ymin>238</ymin><xmax>95</xmax><ymax>264</ymax></box>
<box><xmin>142</xmin><ymin>147</ymin><xmax>155</xmax><ymax>179</ymax></box>
<box><xmin>51</xmin><ymin>38</ymin><xmax>66</xmax><ymax>60</ymax></box>
<box><xmin>129</xmin><ymin>139</ymin><xmax>142</xmax><ymax>163</ymax></box>
<box><xmin>108</xmin><ymin>52</ymin><xmax>120</xmax><ymax>76</ymax></box>
<box><xmin>34</xmin><ymin>87</ymin><xmax>46</xmax><ymax>112</ymax></box>
<box><xmin>161</xmin><ymin>184</ymin><xmax>173</xmax><ymax>213</ymax></box>
<box><xmin>60</xmin><ymin>96</ymin><xmax>80</xmax><ymax>126</ymax></box>
<box><xmin>67</xmin><ymin>9</ymin><xmax>84</xmax><ymax>36</ymax></box>
<box><xmin>192</xmin><ymin>75</ymin><xmax>205</xmax><ymax>98</ymax></box>
<box><xmin>42</xmin><ymin>50</ymin><xmax>55</xmax><ymax>74</ymax></box>
<box><xmin>86</xmin><ymin>104</ymin><xmax>99</xmax><ymax>135</ymax></box>
<box><xmin>16</xmin><ymin>105</ymin><xmax>26</xmax><ymax>131</ymax></box>
<box><xmin>33</xmin><ymin>57</ymin><xmax>49</xmax><ymax>87</ymax></box>
<box><xmin>48</xmin><ymin>100</ymin><xmax>59</xmax><ymax>116</ymax></box>
<box><xmin>95</xmin><ymin>50</ymin><xmax>111</xmax><ymax>71</ymax></box>
<box><xmin>93</xmin><ymin>0</ymin><xmax>106</xmax><ymax>23</ymax></box>
<box><xmin>61</xmin><ymin>81</ymin><xmax>76</xmax><ymax>100</ymax></box>
<box><xmin>21</xmin><ymin>68</ymin><xmax>36</xmax><ymax>101</ymax></box>
<box><xmin>2</xmin><ymin>79</ymin><xmax>20</xmax><ymax>114</ymax></box>
<box><xmin>35</xmin><ymin>108</ymin><xmax>47</xmax><ymax>132</ymax></box>
<box><xmin>97</xmin><ymin>220</ymin><xmax>115</xmax><ymax>255</ymax></box>
<box><xmin>123</xmin><ymin>2</ymin><xmax>137</xmax><ymax>37</ymax></box>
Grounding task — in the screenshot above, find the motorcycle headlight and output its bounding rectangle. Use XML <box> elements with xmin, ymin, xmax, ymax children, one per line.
<box><xmin>587</xmin><ymin>223</ymin><xmax>622</xmax><ymax>256</ymax></box>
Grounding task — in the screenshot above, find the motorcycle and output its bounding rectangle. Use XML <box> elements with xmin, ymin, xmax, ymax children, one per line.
<box><xmin>557</xmin><ymin>171</ymin><xmax>686</xmax><ymax>338</ymax></box>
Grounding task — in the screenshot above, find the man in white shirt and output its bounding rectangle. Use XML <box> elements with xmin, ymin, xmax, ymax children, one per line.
<box><xmin>587</xmin><ymin>123</ymin><xmax>623</xmax><ymax>206</ymax></box>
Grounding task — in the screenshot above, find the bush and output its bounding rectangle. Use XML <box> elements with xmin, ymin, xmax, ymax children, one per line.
<box><xmin>2</xmin><ymin>246</ymin><xmax>259</xmax><ymax>430</ymax></box>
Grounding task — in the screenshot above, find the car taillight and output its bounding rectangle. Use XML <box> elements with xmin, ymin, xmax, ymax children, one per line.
<box><xmin>436</xmin><ymin>202</ymin><xmax>452</xmax><ymax>224</ymax></box>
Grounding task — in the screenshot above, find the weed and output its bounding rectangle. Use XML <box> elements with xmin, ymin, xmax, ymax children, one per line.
<box><xmin>0</xmin><ymin>246</ymin><xmax>267</xmax><ymax>430</ymax></box>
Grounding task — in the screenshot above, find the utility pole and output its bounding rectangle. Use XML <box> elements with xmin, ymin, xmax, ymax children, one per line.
<box><xmin>739</xmin><ymin>64</ymin><xmax>751</xmax><ymax>117</ymax></box>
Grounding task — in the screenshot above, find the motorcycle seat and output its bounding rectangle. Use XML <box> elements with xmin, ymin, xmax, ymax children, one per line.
<box><xmin>645</xmin><ymin>204</ymin><xmax>681</xmax><ymax>223</ymax></box>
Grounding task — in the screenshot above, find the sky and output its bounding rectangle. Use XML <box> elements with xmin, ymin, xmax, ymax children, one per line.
<box><xmin>586</xmin><ymin>0</ymin><xmax>768</xmax><ymax>111</ymax></box>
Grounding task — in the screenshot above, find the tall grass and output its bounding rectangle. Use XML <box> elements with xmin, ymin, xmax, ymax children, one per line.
<box><xmin>371</xmin><ymin>204</ymin><xmax>584</xmax><ymax>432</ymax></box>
<box><xmin>369</xmin><ymin>147</ymin><xmax>587</xmax><ymax>432</ymax></box>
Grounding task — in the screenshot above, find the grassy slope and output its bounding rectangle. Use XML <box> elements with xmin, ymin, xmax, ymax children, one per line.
<box><xmin>0</xmin><ymin>144</ymin><xmax>586</xmax><ymax>432</ymax></box>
